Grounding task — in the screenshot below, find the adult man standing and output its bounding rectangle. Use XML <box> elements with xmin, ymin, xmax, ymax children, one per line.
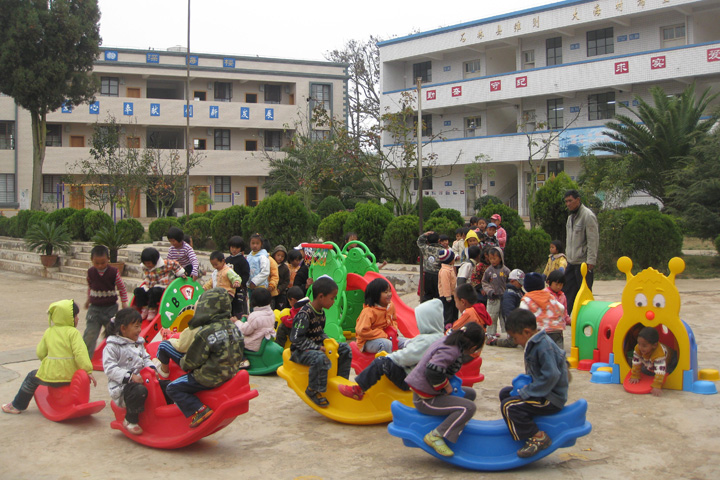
<box><xmin>563</xmin><ymin>189</ymin><xmax>598</xmax><ymax>315</ymax></box>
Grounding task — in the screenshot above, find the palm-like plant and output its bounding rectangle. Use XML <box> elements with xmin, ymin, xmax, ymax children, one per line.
<box><xmin>92</xmin><ymin>223</ymin><xmax>132</xmax><ymax>263</ymax></box>
<box><xmin>25</xmin><ymin>220</ymin><xmax>72</xmax><ymax>256</ymax></box>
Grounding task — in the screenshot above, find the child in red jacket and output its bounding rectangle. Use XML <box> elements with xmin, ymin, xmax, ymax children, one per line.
<box><xmin>276</xmin><ymin>286</ymin><xmax>307</xmax><ymax>348</ymax></box>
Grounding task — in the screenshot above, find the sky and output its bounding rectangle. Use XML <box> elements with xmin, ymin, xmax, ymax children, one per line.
<box><xmin>97</xmin><ymin>0</ymin><xmax>558</xmax><ymax>61</ymax></box>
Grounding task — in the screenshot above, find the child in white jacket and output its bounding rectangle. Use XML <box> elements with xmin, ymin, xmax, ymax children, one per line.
<box><xmin>235</xmin><ymin>287</ymin><xmax>276</xmax><ymax>352</ymax></box>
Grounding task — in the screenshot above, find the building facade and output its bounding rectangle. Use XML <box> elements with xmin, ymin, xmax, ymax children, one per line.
<box><xmin>378</xmin><ymin>0</ymin><xmax>720</xmax><ymax>216</ymax></box>
<box><xmin>0</xmin><ymin>47</ymin><xmax>347</xmax><ymax>216</ymax></box>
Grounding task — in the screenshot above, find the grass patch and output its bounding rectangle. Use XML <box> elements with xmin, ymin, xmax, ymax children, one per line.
<box><xmin>683</xmin><ymin>237</ymin><xmax>715</xmax><ymax>250</ymax></box>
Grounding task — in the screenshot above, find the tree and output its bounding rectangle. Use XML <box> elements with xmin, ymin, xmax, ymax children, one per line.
<box><xmin>531</xmin><ymin>172</ymin><xmax>578</xmax><ymax>244</ymax></box>
<box><xmin>144</xmin><ymin>148</ymin><xmax>202</xmax><ymax>217</ymax></box>
<box><xmin>0</xmin><ymin>0</ymin><xmax>101</xmax><ymax>210</ymax></box>
<box><xmin>590</xmin><ymin>83</ymin><xmax>719</xmax><ymax>205</ymax></box>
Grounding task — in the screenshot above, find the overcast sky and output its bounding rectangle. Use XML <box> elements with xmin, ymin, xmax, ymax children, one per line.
<box><xmin>97</xmin><ymin>0</ymin><xmax>556</xmax><ymax>61</ymax></box>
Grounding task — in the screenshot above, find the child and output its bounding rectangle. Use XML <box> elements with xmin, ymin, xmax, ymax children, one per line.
<box><xmin>457</xmin><ymin>245</ymin><xmax>481</xmax><ymax>286</ymax></box>
<box><xmin>288</xmin><ymin>248</ymin><xmax>310</xmax><ymax>294</ymax></box>
<box><xmin>339</xmin><ymin>299</ymin><xmax>445</xmax><ymax>400</ymax></box>
<box><xmin>476</xmin><ymin>217</ymin><xmax>488</xmax><ymax>236</ymax></box>
<box><xmin>452</xmin><ymin>227</ymin><xmax>467</xmax><ymax>268</ymax></box>
<box><xmin>542</xmin><ymin>240</ymin><xmax>568</xmax><ymax>277</ymax></box>
<box><xmin>166</xmin><ymin>227</ymin><xmax>200</xmax><ymax>280</ymax></box>
<box><xmin>438</xmin><ymin>234</ymin><xmax>450</xmax><ymax>249</ymax></box>
<box><xmin>166</xmin><ymin>288</ymin><xmax>245</xmax><ymax>427</ymax></box>
<box><xmin>134</xmin><ymin>247</ymin><xmax>186</xmax><ymax>320</ymax></box>
<box><xmin>271</xmin><ymin>245</ymin><xmax>290</xmax><ymax>309</ymax></box>
<box><xmin>276</xmin><ymin>286</ymin><xmax>308</xmax><ymax>347</ymax></box>
<box><xmin>437</xmin><ymin>249</ymin><xmax>457</xmax><ymax>325</ymax></box>
<box><xmin>3</xmin><ymin>300</ymin><xmax>95</xmax><ymax>415</ymax></box>
<box><xmin>489</xmin><ymin>269</ymin><xmax>525</xmax><ymax>348</ymax></box>
<box><xmin>355</xmin><ymin>278</ymin><xmax>405</xmax><ymax>354</ymax></box>
<box><xmin>289</xmin><ymin>276</ymin><xmax>352</xmax><ymax>408</ymax></box>
<box><xmin>500</xmin><ymin>309</ymin><xmax>568</xmax><ymax>458</ymax></box>
<box><xmin>469</xmin><ymin>216</ymin><xmax>479</xmax><ymax>230</ymax></box>
<box><xmin>470</xmin><ymin>245</ymin><xmax>492</xmax><ymax>300</ymax></box>
<box><xmin>344</xmin><ymin>232</ymin><xmax>359</xmax><ymax>250</ymax></box>
<box><xmin>490</xmin><ymin>214</ymin><xmax>507</xmax><ymax>248</ymax></box>
<box><xmin>481</xmin><ymin>246</ymin><xmax>510</xmax><ymax>337</ymax></box>
<box><xmin>102</xmin><ymin>308</ymin><xmax>156</xmax><ymax>434</ymax></box>
<box><xmin>235</xmin><ymin>287</ymin><xmax>276</xmax><ymax>352</ymax></box>
<box><xmin>83</xmin><ymin>245</ymin><xmax>129</xmax><ymax>357</ymax></box>
<box><xmin>226</xmin><ymin>236</ymin><xmax>250</xmax><ymax>318</ymax></box>
<box><xmin>417</xmin><ymin>231</ymin><xmax>443</xmax><ymax>302</ymax></box>
<box><xmin>520</xmin><ymin>272</ymin><xmax>566</xmax><ymax>349</ymax></box>
<box><xmin>629</xmin><ymin>327</ymin><xmax>674</xmax><ymax>397</ymax></box>
<box><xmin>246</xmin><ymin>233</ymin><xmax>270</xmax><ymax>291</ymax></box>
<box><xmin>203</xmin><ymin>251</ymin><xmax>242</xmax><ymax>298</ymax></box>
<box><xmin>404</xmin><ymin>323</ymin><xmax>485</xmax><ymax>457</ymax></box>
<box><xmin>546</xmin><ymin>270</ymin><xmax>571</xmax><ymax>326</ymax></box>
<box><xmin>462</xmin><ymin>229</ymin><xmax>480</xmax><ymax>263</ymax></box>
<box><xmin>484</xmin><ymin>223</ymin><xmax>500</xmax><ymax>248</ymax></box>
<box><xmin>451</xmin><ymin>283</ymin><xmax>492</xmax><ymax>331</ymax></box>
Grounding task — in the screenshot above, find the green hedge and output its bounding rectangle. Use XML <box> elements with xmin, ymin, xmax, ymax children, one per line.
<box><xmin>477</xmin><ymin>203</ymin><xmax>524</xmax><ymax>239</ymax></box>
<box><xmin>504</xmin><ymin>227</ymin><xmax>551</xmax><ymax>273</ymax></box>
<box><xmin>531</xmin><ymin>172</ymin><xmax>578</xmax><ymax>244</ymax></box>
<box><xmin>316</xmin><ymin>196</ymin><xmax>345</xmax><ymax>219</ymax></box>
<box><xmin>148</xmin><ymin>217</ymin><xmax>180</xmax><ymax>241</ymax></box>
<box><xmin>117</xmin><ymin>218</ymin><xmax>145</xmax><ymax>243</ymax></box>
<box><xmin>317</xmin><ymin>210</ymin><xmax>351</xmax><ymax>246</ymax></box>
<box><xmin>46</xmin><ymin>208</ymin><xmax>76</xmax><ymax>228</ymax></box>
<box><xmin>383</xmin><ymin>215</ymin><xmax>420</xmax><ymax>264</ymax></box>
<box><xmin>84</xmin><ymin>210</ymin><xmax>113</xmax><ymax>240</ymax></box>
<box><xmin>418</xmin><ymin>196</ymin><xmax>440</xmax><ymax>221</ymax></box>
<box><xmin>63</xmin><ymin>208</ymin><xmax>93</xmax><ymax>240</ymax></box>
<box><xmin>185</xmin><ymin>217</ymin><xmax>213</xmax><ymax>249</ymax></box>
<box><xmin>474</xmin><ymin>195</ymin><xmax>503</xmax><ymax>212</ymax></box>
<box><xmin>242</xmin><ymin>192</ymin><xmax>314</xmax><ymax>248</ymax></box>
<box><xmin>0</xmin><ymin>216</ymin><xmax>10</xmax><ymax>236</ymax></box>
<box><xmin>211</xmin><ymin>205</ymin><xmax>252</xmax><ymax>250</ymax></box>
<box><xmin>424</xmin><ymin>217</ymin><xmax>459</xmax><ymax>239</ymax></box>
<box><xmin>27</xmin><ymin>211</ymin><xmax>49</xmax><ymax>231</ymax></box>
<box><xmin>620</xmin><ymin>210</ymin><xmax>682</xmax><ymax>270</ymax></box>
<box><xmin>14</xmin><ymin>210</ymin><xmax>34</xmax><ymax>238</ymax></box>
<box><xmin>429</xmin><ymin>208</ymin><xmax>464</xmax><ymax>228</ymax></box>
<box><xmin>344</xmin><ymin>202</ymin><xmax>394</xmax><ymax>256</ymax></box>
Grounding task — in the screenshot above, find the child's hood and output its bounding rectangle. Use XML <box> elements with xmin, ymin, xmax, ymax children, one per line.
<box><xmin>524</xmin><ymin>289</ymin><xmax>556</xmax><ymax>310</ymax></box>
<box><xmin>414</xmin><ymin>298</ymin><xmax>444</xmax><ymax>335</ymax></box>
<box><xmin>464</xmin><ymin>230</ymin><xmax>480</xmax><ymax>248</ymax></box>
<box><xmin>47</xmin><ymin>299</ymin><xmax>75</xmax><ymax>327</ymax></box>
<box><xmin>145</xmin><ymin>256</ymin><xmax>165</xmax><ymax>272</ymax></box>
<box><xmin>489</xmin><ymin>246</ymin><xmax>505</xmax><ymax>267</ymax></box>
<box><xmin>106</xmin><ymin>334</ymin><xmax>145</xmax><ymax>346</ymax></box>
<box><xmin>189</xmin><ymin>288</ymin><xmax>232</xmax><ymax>328</ymax></box>
<box><xmin>250</xmin><ymin>248</ymin><xmax>268</xmax><ymax>257</ymax></box>
<box><xmin>271</xmin><ymin>245</ymin><xmax>287</xmax><ymax>259</ymax></box>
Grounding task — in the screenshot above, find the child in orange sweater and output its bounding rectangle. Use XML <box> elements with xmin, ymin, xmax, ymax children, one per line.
<box><xmin>449</xmin><ymin>284</ymin><xmax>492</xmax><ymax>332</ymax></box>
<box><xmin>437</xmin><ymin>249</ymin><xmax>457</xmax><ymax>326</ymax></box>
<box><xmin>356</xmin><ymin>278</ymin><xmax>406</xmax><ymax>353</ymax></box>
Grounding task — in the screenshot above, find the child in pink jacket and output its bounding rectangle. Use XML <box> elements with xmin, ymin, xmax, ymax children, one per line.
<box><xmin>235</xmin><ymin>287</ymin><xmax>276</xmax><ymax>351</ymax></box>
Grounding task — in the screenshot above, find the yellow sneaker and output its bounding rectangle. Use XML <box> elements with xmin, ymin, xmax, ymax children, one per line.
<box><xmin>424</xmin><ymin>430</ymin><xmax>454</xmax><ymax>457</ymax></box>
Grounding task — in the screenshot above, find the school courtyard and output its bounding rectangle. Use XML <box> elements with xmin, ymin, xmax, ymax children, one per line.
<box><xmin>0</xmin><ymin>270</ymin><xmax>718</xmax><ymax>480</ymax></box>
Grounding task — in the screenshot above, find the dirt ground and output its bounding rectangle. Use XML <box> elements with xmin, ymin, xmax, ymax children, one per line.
<box><xmin>0</xmin><ymin>270</ymin><xmax>718</xmax><ymax>480</ymax></box>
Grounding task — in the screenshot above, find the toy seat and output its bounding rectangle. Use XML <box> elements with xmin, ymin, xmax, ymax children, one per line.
<box><xmin>34</xmin><ymin>370</ymin><xmax>106</xmax><ymax>422</ymax></box>
<box><xmin>277</xmin><ymin>338</ymin><xmax>412</xmax><ymax>425</ymax></box>
<box><xmin>245</xmin><ymin>338</ymin><xmax>285</xmax><ymax>375</ymax></box>
<box><xmin>350</xmin><ymin>328</ymin><xmax>398</xmax><ymax>375</ymax></box>
<box><xmin>145</xmin><ymin>340</ymin><xmax>186</xmax><ymax>379</ymax></box>
<box><xmin>457</xmin><ymin>356</ymin><xmax>485</xmax><ymax>386</ymax></box>
<box><xmin>388</xmin><ymin>398</ymin><xmax>592</xmax><ymax>471</ymax></box>
<box><xmin>110</xmin><ymin>367</ymin><xmax>258</xmax><ymax>449</ymax></box>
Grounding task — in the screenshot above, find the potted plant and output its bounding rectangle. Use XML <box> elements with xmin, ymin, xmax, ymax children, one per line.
<box><xmin>92</xmin><ymin>224</ymin><xmax>132</xmax><ymax>275</ymax></box>
<box><xmin>25</xmin><ymin>220</ymin><xmax>72</xmax><ymax>268</ymax></box>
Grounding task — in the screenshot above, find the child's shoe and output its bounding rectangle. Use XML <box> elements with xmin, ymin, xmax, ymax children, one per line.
<box><xmin>305</xmin><ymin>388</ymin><xmax>329</xmax><ymax>408</ymax></box>
<box><xmin>239</xmin><ymin>359</ymin><xmax>250</xmax><ymax>370</ymax></box>
<box><xmin>151</xmin><ymin>358</ymin><xmax>170</xmax><ymax>379</ymax></box>
<box><xmin>423</xmin><ymin>429</ymin><xmax>454</xmax><ymax>457</ymax></box>
<box><xmin>189</xmin><ymin>405</ymin><xmax>214</xmax><ymax>428</ymax></box>
<box><xmin>485</xmin><ymin>334</ymin><xmax>499</xmax><ymax>346</ymax></box>
<box><xmin>123</xmin><ymin>419</ymin><xmax>143</xmax><ymax>435</ymax></box>
<box><xmin>2</xmin><ymin>403</ymin><xmax>21</xmax><ymax>414</ymax></box>
<box><xmin>338</xmin><ymin>384</ymin><xmax>364</xmax><ymax>401</ymax></box>
<box><xmin>147</xmin><ymin>308</ymin><xmax>157</xmax><ymax>319</ymax></box>
<box><xmin>140</xmin><ymin>306</ymin><xmax>149</xmax><ymax>320</ymax></box>
<box><xmin>517</xmin><ymin>431</ymin><xmax>552</xmax><ymax>458</ymax></box>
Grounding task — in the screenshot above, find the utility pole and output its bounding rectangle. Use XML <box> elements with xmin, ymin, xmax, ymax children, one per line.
<box><xmin>417</xmin><ymin>77</ymin><xmax>424</xmax><ymax>301</ymax></box>
<box><xmin>184</xmin><ymin>0</ymin><xmax>191</xmax><ymax>216</ymax></box>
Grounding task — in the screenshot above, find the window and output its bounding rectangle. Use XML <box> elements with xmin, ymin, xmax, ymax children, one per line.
<box><xmin>100</xmin><ymin>77</ymin><xmax>119</xmax><ymax>96</ymax></box>
<box><xmin>214</xmin><ymin>82</ymin><xmax>232</xmax><ymax>102</ymax></box>
<box><xmin>193</xmin><ymin>138</ymin><xmax>206</xmax><ymax>150</ymax></box>
<box><xmin>310</xmin><ymin>84</ymin><xmax>331</xmax><ymax>113</ymax></box>
<box><xmin>0</xmin><ymin>121</ymin><xmax>15</xmax><ymax>150</ymax></box>
<box><xmin>412</xmin><ymin>61</ymin><xmax>432</xmax><ymax>83</ymax></box>
<box><xmin>214</xmin><ymin>129</ymin><xmax>230</xmax><ymax>150</ymax></box>
<box><xmin>548</xmin><ymin>160</ymin><xmax>565</xmax><ymax>177</ymax></box>
<box><xmin>522</xmin><ymin>110</ymin><xmax>536</xmax><ymax>132</ymax></box>
<box><xmin>245</xmin><ymin>140</ymin><xmax>257</xmax><ymax>151</ymax></box>
<box><xmin>546</xmin><ymin>37</ymin><xmax>562</xmax><ymax>66</ymax></box>
<box><xmin>464</xmin><ymin>116</ymin><xmax>481</xmax><ymax>137</ymax></box>
<box><xmin>547</xmin><ymin>99</ymin><xmax>564</xmax><ymax>129</ymax></box>
<box><xmin>413</xmin><ymin>167</ymin><xmax>433</xmax><ymax>191</ymax></box>
<box><xmin>522</xmin><ymin>50</ymin><xmax>535</xmax><ymax>69</ymax></box>
<box><xmin>0</xmin><ymin>174</ymin><xmax>15</xmax><ymax>203</ymax></box>
<box><xmin>245</xmin><ymin>93</ymin><xmax>257</xmax><ymax>103</ymax></box>
<box><xmin>662</xmin><ymin>24</ymin><xmax>686</xmax><ymax>48</ymax></box>
<box><xmin>413</xmin><ymin>114</ymin><xmax>432</xmax><ymax>137</ymax></box>
<box><xmin>214</xmin><ymin>176</ymin><xmax>231</xmax><ymax>203</ymax></box>
<box><xmin>310</xmin><ymin>130</ymin><xmax>330</xmax><ymax>141</ymax></box>
<box><xmin>43</xmin><ymin>175</ymin><xmax>62</xmax><ymax>203</ymax></box>
<box><xmin>193</xmin><ymin>91</ymin><xmax>206</xmax><ymax>101</ymax></box>
<box><xmin>587</xmin><ymin>28</ymin><xmax>614</xmax><ymax>57</ymax></box>
<box><xmin>264</xmin><ymin>130</ymin><xmax>282</xmax><ymax>151</ymax></box>
<box><xmin>264</xmin><ymin>85</ymin><xmax>281</xmax><ymax>104</ymax></box>
<box><xmin>126</xmin><ymin>137</ymin><xmax>141</xmax><ymax>149</ymax></box>
<box><xmin>463</xmin><ymin>60</ymin><xmax>482</xmax><ymax>78</ymax></box>
<box><xmin>45</xmin><ymin>124</ymin><xmax>62</xmax><ymax>147</ymax></box>
<box><xmin>245</xmin><ymin>186</ymin><xmax>258</xmax><ymax>206</ymax></box>
<box><xmin>588</xmin><ymin>92</ymin><xmax>616</xmax><ymax>121</ymax></box>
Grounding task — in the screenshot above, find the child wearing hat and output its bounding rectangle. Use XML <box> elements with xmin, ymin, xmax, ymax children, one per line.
<box><xmin>437</xmin><ymin>249</ymin><xmax>457</xmax><ymax>325</ymax></box>
<box><xmin>483</xmin><ymin>223</ymin><xmax>500</xmax><ymax>249</ymax></box>
<box><xmin>519</xmin><ymin>272</ymin><xmax>566</xmax><ymax>349</ymax></box>
<box><xmin>490</xmin><ymin>214</ymin><xmax>507</xmax><ymax>248</ymax></box>
<box><xmin>488</xmin><ymin>269</ymin><xmax>526</xmax><ymax>348</ymax></box>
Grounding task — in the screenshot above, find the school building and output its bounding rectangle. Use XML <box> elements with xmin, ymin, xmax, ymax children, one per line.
<box><xmin>0</xmin><ymin>47</ymin><xmax>348</xmax><ymax>216</ymax></box>
<box><xmin>378</xmin><ymin>0</ymin><xmax>720</xmax><ymax>216</ymax></box>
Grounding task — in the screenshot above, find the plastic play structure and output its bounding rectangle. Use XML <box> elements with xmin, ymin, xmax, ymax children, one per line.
<box><xmin>34</xmin><ymin>369</ymin><xmax>106</xmax><ymax>422</ymax></box>
<box><xmin>277</xmin><ymin>338</ymin><xmax>413</xmax><ymax>425</ymax></box>
<box><xmin>568</xmin><ymin>258</ymin><xmax>718</xmax><ymax>395</ymax></box>
<box><xmin>244</xmin><ymin>338</ymin><xmax>285</xmax><ymax>375</ymax></box>
<box><xmin>110</xmin><ymin>367</ymin><xmax>258</xmax><ymax>449</ymax></box>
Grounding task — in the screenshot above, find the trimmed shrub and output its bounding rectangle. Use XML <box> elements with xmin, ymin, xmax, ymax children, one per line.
<box><xmin>317</xmin><ymin>211</ymin><xmax>351</xmax><ymax>246</ymax></box>
<box><xmin>531</xmin><ymin>172</ymin><xmax>578</xmax><ymax>244</ymax></box>
<box><xmin>14</xmin><ymin>210</ymin><xmax>35</xmax><ymax>238</ymax></box>
<box><xmin>474</xmin><ymin>195</ymin><xmax>503</xmax><ymax>212</ymax></box>
<box><xmin>620</xmin><ymin>210</ymin><xmax>682</xmax><ymax>270</ymax></box>
<box><xmin>117</xmin><ymin>218</ymin><xmax>145</xmax><ymax>243</ymax></box>
<box><xmin>715</xmin><ymin>234</ymin><xmax>720</xmax><ymax>255</ymax></box>
<box><xmin>203</xmin><ymin>210</ymin><xmax>220</xmax><ymax>220</ymax></box>
<box><xmin>477</xmin><ymin>203</ymin><xmax>524</xmax><ymax>240</ymax></box>
<box><xmin>504</xmin><ymin>227</ymin><xmax>551</xmax><ymax>273</ymax></box>
<box><xmin>6</xmin><ymin>216</ymin><xmax>20</xmax><ymax>237</ymax></box>
<box><xmin>63</xmin><ymin>208</ymin><xmax>93</xmax><ymax>240</ymax></box>
<box><xmin>417</xmin><ymin>196</ymin><xmax>440</xmax><ymax>221</ymax></box>
<box><xmin>429</xmin><ymin>208</ymin><xmax>464</xmax><ymax>228</ymax></box>
<box><xmin>316</xmin><ymin>196</ymin><xmax>345</xmax><ymax>219</ymax></box>
<box><xmin>46</xmin><ymin>208</ymin><xmax>76</xmax><ymax>228</ymax></box>
<box><xmin>383</xmin><ymin>215</ymin><xmax>420</xmax><ymax>264</ymax></box>
<box><xmin>424</xmin><ymin>217</ymin><xmax>459</xmax><ymax>240</ymax></box>
<box><xmin>343</xmin><ymin>202</ymin><xmax>394</xmax><ymax>256</ymax></box>
<box><xmin>211</xmin><ymin>205</ymin><xmax>253</xmax><ymax>250</ymax></box>
<box><xmin>0</xmin><ymin>216</ymin><xmax>10</xmax><ymax>236</ymax></box>
<box><xmin>241</xmin><ymin>192</ymin><xmax>314</xmax><ymax>248</ymax></box>
<box><xmin>27</xmin><ymin>211</ymin><xmax>49</xmax><ymax>230</ymax></box>
<box><xmin>597</xmin><ymin>208</ymin><xmax>639</xmax><ymax>274</ymax></box>
<box><xmin>177</xmin><ymin>213</ymin><xmax>203</xmax><ymax>226</ymax></box>
<box><xmin>83</xmin><ymin>210</ymin><xmax>113</xmax><ymax>240</ymax></box>
<box><xmin>148</xmin><ymin>217</ymin><xmax>180</xmax><ymax>241</ymax></box>
<box><xmin>185</xmin><ymin>217</ymin><xmax>213</xmax><ymax>249</ymax></box>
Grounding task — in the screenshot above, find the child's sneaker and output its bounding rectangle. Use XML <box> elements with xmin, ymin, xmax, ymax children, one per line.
<box><xmin>147</xmin><ymin>308</ymin><xmax>157</xmax><ymax>320</ymax></box>
<box><xmin>123</xmin><ymin>419</ymin><xmax>143</xmax><ymax>435</ymax></box>
<box><xmin>151</xmin><ymin>358</ymin><xmax>169</xmax><ymax>379</ymax></box>
<box><xmin>140</xmin><ymin>306</ymin><xmax>149</xmax><ymax>320</ymax></box>
<box><xmin>423</xmin><ymin>429</ymin><xmax>454</xmax><ymax>457</ymax></box>
<box><xmin>2</xmin><ymin>403</ymin><xmax>21</xmax><ymax>414</ymax></box>
<box><xmin>485</xmin><ymin>334</ymin><xmax>499</xmax><ymax>346</ymax></box>
<box><xmin>189</xmin><ymin>405</ymin><xmax>213</xmax><ymax>428</ymax></box>
<box><xmin>239</xmin><ymin>359</ymin><xmax>250</xmax><ymax>370</ymax></box>
<box><xmin>517</xmin><ymin>432</ymin><xmax>552</xmax><ymax>458</ymax></box>
<box><xmin>338</xmin><ymin>384</ymin><xmax>364</xmax><ymax>401</ymax></box>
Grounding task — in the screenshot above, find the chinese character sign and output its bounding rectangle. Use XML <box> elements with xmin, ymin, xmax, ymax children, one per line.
<box><xmin>650</xmin><ymin>56</ymin><xmax>666</xmax><ymax>69</ymax></box>
<box><xmin>146</xmin><ymin>53</ymin><xmax>160</xmax><ymax>64</ymax></box>
<box><xmin>516</xmin><ymin>76</ymin><xmax>527</xmax><ymax>88</ymax></box>
<box><xmin>210</xmin><ymin>106</ymin><xmax>219</xmax><ymax>119</ymax></box>
<box><xmin>223</xmin><ymin>58</ymin><xmax>236</xmax><ymax>68</ymax></box>
<box><xmin>490</xmin><ymin>80</ymin><xmax>501</xmax><ymax>92</ymax></box>
<box><xmin>615</xmin><ymin>61</ymin><xmax>629</xmax><ymax>74</ymax></box>
<box><xmin>61</xmin><ymin>103</ymin><xmax>72</xmax><ymax>113</ymax></box>
<box><xmin>451</xmin><ymin>86</ymin><xmax>462</xmax><ymax>97</ymax></box>
<box><xmin>426</xmin><ymin>90</ymin><xmax>437</xmax><ymax>101</ymax></box>
<box><xmin>150</xmin><ymin>103</ymin><xmax>161</xmax><ymax>117</ymax></box>
<box><xmin>240</xmin><ymin>107</ymin><xmax>250</xmax><ymax>119</ymax></box>
<box><xmin>265</xmin><ymin>108</ymin><xmax>274</xmax><ymax>120</ymax></box>
<box><xmin>708</xmin><ymin>48</ymin><xmax>720</xmax><ymax>62</ymax></box>
<box><xmin>184</xmin><ymin>105</ymin><xmax>193</xmax><ymax>118</ymax></box>
<box><xmin>89</xmin><ymin>101</ymin><xmax>100</xmax><ymax>115</ymax></box>
<box><xmin>187</xmin><ymin>55</ymin><xmax>199</xmax><ymax>66</ymax></box>
<box><xmin>104</xmin><ymin>50</ymin><xmax>118</xmax><ymax>61</ymax></box>
<box><xmin>123</xmin><ymin>102</ymin><xmax>134</xmax><ymax>116</ymax></box>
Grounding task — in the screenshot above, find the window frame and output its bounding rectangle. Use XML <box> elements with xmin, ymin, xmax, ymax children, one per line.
<box><xmin>546</xmin><ymin>37</ymin><xmax>562</xmax><ymax>66</ymax></box>
<box><xmin>245</xmin><ymin>140</ymin><xmax>257</xmax><ymax>151</ymax></box>
<box><xmin>214</xmin><ymin>176</ymin><xmax>231</xmax><ymax>203</ymax></box>
<box><xmin>42</xmin><ymin>174</ymin><xmax>63</xmax><ymax>203</ymax></box>
<box><xmin>263</xmin><ymin>130</ymin><xmax>282</xmax><ymax>151</ymax></box>
<box><xmin>0</xmin><ymin>173</ymin><xmax>16</xmax><ymax>204</ymax></box>
<box><xmin>522</xmin><ymin>50</ymin><xmax>535</xmax><ymax>69</ymax></box>
<box><xmin>546</xmin><ymin>99</ymin><xmax>564</xmax><ymax>130</ymax></box>
<box><xmin>412</xmin><ymin>61</ymin><xmax>432</xmax><ymax>83</ymax></box>
<box><xmin>100</xmin><ymin>76</ymin><xmax>119</xmax><ymax>97</ymax></box>
<box><xmin>464</xmin><ymin>116</ymin><xmax>482</xmax><ymax>137</ymax></box>
<box><xmin>413</xmin><ymin>167</ymin><xmax>433</xmax><ymax>191</ymax></box>
<box><xmin>45</xmin><ymin>124</ymin><xmax>62</xmax><ymax>147</ymax></box>
<box><xmin>310</xmin><ymin>83</ymin><xmax>332</xmax><ymax>115</ymax></box>
<box><xmin>588</xmin><ymin>92</ymin><xmax>616</xmax><ymax>121</ymax></box>
<box><xmin>0</xmin><ymin>121</ymin><xmax>15</xmax><ymax>150</ymax></box>
<box><xmin>214</xmin><ymin>129</ymin><xmax>230</xmax><ymax>150</ymax></box>
<box><xmin>193</xmin><ymin>138</ymin><xmax>207</xmax><ymax>150</ymax></box>
<box><xmin>587</xmin><ymin>27</ymin><xmax>614</xmax><ymax>57</ymax></box>
<box><xmin>547</xmin><ymin>160</ymin><xmax>565</xmax><ymax>177</ymax></box>
<box><xmin>214</xmin><ymin>82</ymin><xmax>232</xmax><ymax>102</ymax></box>
<box><xmin>264</xmin><ymin>84</ymin><xmax>282</xmax><ymax>104</ymax></box>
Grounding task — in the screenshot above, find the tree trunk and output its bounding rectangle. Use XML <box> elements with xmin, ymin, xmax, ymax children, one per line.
<box><xmin>30</xmin><ymin>112</ymin><xmax>48</xmax><ymax>210</ymax></box>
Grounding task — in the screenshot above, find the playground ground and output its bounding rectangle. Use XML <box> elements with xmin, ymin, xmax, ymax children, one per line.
<box><xmin>0</xmin><ymin>270</ymin><xmax>719</xmax><ymax>480</ymax></box>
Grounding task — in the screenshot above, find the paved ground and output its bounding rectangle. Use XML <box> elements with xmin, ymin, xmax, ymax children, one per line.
<box><xmin>0</xmin><ymin>270</ymin><xmax>719</xmax><ymax>480</ymax></box>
